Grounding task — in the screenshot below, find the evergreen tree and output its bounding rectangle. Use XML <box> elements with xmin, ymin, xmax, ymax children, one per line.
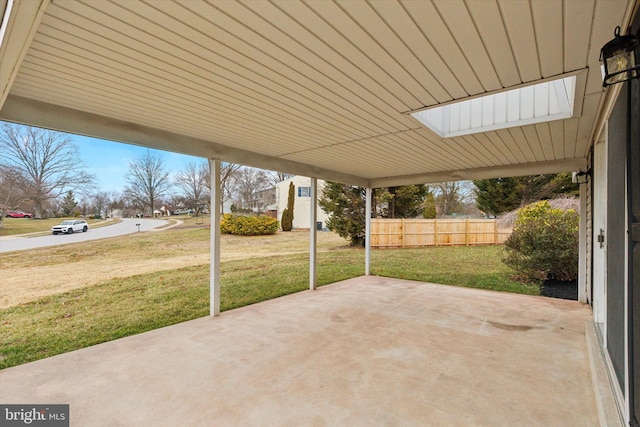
<box><xmin>318</xmin><ymin>182</ymin><xmax>367</xmax><ymax>246</ymax></box>
<box><xmin>61</xmin><ymin>190</ymin><xmax>77</xmax><ymax>217</ymax></box>
<box><xmin>423</xmin><ymin>190</ymin><xmax>437</xmax><ymax>219</ymax></box>
<box><xmin>474</xmin><ymin>173</ymin><xmax>580</xmax><ymax>216</ymax></box>
<box><xmin>474</xmin><ymin>178</ymin><xmax>521</xmax><ymax>216</ymax></box>
<box><xmin>320</xmin><ymin>183</ymin><xmax>435</xmax><ymax>245</ymax></box>
<box><xmin>281</xmin><ymin>182</ymin><xmax>295</xmax><ymax>231</ymax></box>
<box><xmin>377</xmin><ymin>185</ymin><xmax>427</xmax><ymax>218</ymax></box>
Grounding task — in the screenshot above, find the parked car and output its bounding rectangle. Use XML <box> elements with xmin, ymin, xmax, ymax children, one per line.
<box><xmin>5</xmin><ymin>211</ymin><xmax>32</xmax><ymax>218</ymax></box>
<box><xmin>173</xmin><ymin>209</ymin><xmax>194</xmax><ymax>215</ymax></box>
<box><xmin>51</xmin><ymin>220</ymin><xmax>89</xmax><ymax>234</ymax></box>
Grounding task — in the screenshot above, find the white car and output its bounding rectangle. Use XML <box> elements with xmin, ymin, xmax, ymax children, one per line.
<box><xmin>51</xmin><ymin>220</ymin><xmax>89</xmax><ymax>234</ymax></box>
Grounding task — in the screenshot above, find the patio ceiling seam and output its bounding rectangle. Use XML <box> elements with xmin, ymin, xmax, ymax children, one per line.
<box><xmin>278</xmin><ymin>126</ymin><xmax>428</xmax><ymax>158</ymax></box>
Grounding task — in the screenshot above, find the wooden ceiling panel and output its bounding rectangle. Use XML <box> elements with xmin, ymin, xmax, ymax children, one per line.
<box><xmin>549</xmin><ymin>121</ymin><xmax>566</xmax><ymax>160</ymax></box>
<box><xmin>520</xmin><ymin>125</ymin><xmax>547</xmax><ymax>163</ymax></box>
<box><xmin>336</xmin><ymin>0</ymin><xmax>448</xmax><ymax>104</ymax></box>
<box><xmin>563</xmin><ymin>118</ymin><xmax>580</xmax><ymax>159</ymax></box>
<box><xmin>196</xmin><ymin>1</ymin><xmax>411</xmax><ymax>130</ymax></box>
<box><xmin>49</xmin><ymin>1</ymin><xmax>402</xmax><ymax>138</ymax></box>
<box><xmin>1</xmin><ymin>0</ymin><xmax>627</xmax><ymax>186</ymax></box>
<box><xmin>369</xmin><ymin>0</ymin><xmax>468</xmax><ymax>101</ymax></box>
<box><xmin>402</xmin><ymin>0</ymin><xmax>485</xmax><ymax>97</ymax></box>
<box><xmin>498</xmin><ymin>0</ymin><xmax>541</xmax><ymax>83</ymax></box>
<box><xmin>17</xmin><ymin>45</ymin><xmax>350</xmax><ymax>152</ymax></box>
<box><xmin>300</xmin><ymin>0</ymin><xmax>428</xmax><ymax>109</ymax></box>
<box><xmin>12</xmin><ymin>74</ymin><xmax>324</xmax><ymax>157</ymax></box>
<box><xmin>564</xmin><ymin>0</ymin><xmax>595</xmax><ymax>72</ymax></box>
<box><xmin>433</xmin><ymin>0</ymin><xmax>501</xmax><ymax>92</ymax></box>
<box><xmin>531</xmin><ymin>1</ymin><xmax>564</xmax><ymax>77</ymax></box>
<box><xmin>506</xmin><ymin>127</ymin><xmax>536</xmax><ymax>161</ymax></box>
<box><xmin>18</xmin><ymin>47</ymin><xmax>354</xmax><ymax>147</ymax></box>
<box><xmin>465</xmin><ymin>0</ymin><xmax>521</xmax><ymax>88</ymax></box>
<box><xmin>534</xmin><ymin>123</ymin><xmax>556</xmax><ymax>161</ymax></box>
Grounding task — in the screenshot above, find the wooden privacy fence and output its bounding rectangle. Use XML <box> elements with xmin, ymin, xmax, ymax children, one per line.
<box><xmin>371</xmin><ymin>218</ymin><xmax>512</xmax><ymax>248</ymax></box>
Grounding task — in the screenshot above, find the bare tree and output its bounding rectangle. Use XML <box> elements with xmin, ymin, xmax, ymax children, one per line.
<box><xmin>0</xmin><ymin>165</ymin><xmax>29</xmax><ymax>227</ymax></box>
<box><xmin>264</xmin><ymin>170</ymin><xmax>291</xmax><ymax>187</ymax></box>
<box><xmin>204</xmin><ymin>161</ymin><xmax>242</xmax><ymax>214</ymax></box>
<box><xmin>0</xmin><ymin>124</ymin><xmax>96</xmax><ymax>218</ymax></box>
<box><xmin>232</xmin><ymin>166</ymin><xmax>270</xmax><ymax>212</ymax></box>
<box><xmin>431</xmin><ymin>181</ymin><xmax>475</xmax><ymax>216</ymax></box>
<box><xmin>175</xmin><ymin>161</ymin><xmax>209</xmax><ymax>214</ymax></box>
<box><xmin>106</xmin><ymin>190</ymin><xmax>125</xmax><ymax>217</ymax></box>
<box><xmin>124</xmin><ymin>149</ymin><xmax>172</xmax><ymax>216</ymax></box>
<box><xmin>93</xmin><ymin>191</ymin><xmax>110</xmax><ymax>217</ymax></box>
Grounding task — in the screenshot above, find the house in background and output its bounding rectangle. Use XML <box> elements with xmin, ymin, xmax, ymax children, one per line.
<box><xmin>276</xmin><ymin>176</ymin><xmax>329</xmax><ymax>230</ymax></box>
<box><xmin>250</xmin><ymin>187</ymin><xmax>277</xmax><ymax>218</ymax></box>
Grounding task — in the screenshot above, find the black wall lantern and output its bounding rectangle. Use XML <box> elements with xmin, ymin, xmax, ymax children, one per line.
<box><xmin>600</xmin><ymin>26</ymin><xmax>640</xmax><ymax>86</ymax></box>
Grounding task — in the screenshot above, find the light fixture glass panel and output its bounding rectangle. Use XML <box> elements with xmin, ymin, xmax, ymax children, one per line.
<box><xmin>606</xmin><ymin>51</ymin><xmax>635</xmax><ymax>84</ymax></box>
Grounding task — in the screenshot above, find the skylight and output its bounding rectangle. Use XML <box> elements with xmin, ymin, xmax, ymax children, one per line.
<box><xmin>411</xmin><ymin>76</ymin><xmax>576</xmax><ymax>138</ymax></box>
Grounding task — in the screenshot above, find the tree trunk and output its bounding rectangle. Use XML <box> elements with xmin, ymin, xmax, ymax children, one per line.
<box><xmin>34</xmin><ymin>199</ymin><xmax>44</xmax><ymax>219</ymax></box>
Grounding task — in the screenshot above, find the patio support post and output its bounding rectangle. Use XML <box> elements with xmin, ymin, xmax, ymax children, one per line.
<box><xmin>310</xmin><ymin>177</ymin><xmax>317</xmax><ymax>290</ymax></box>
<box><xmin>578</xmin><ymin>182</ymin><xmax>588</xmax><ymax>303</ymax></box>
<box><xmin>365</xmin><ymin>187</ymin><xmax>372</xmax><ymax>275</ymax></box>
<box><xmin>209</xmin><ymin>159</ymin><xmax>221</xmax><ymax>316</ymax></box>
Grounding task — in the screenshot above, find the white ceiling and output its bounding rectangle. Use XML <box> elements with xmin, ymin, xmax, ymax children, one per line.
<box><xmin>0</xmin><ymin>0</ymin><xmax>635</xmax><ymax>187</ymax></box>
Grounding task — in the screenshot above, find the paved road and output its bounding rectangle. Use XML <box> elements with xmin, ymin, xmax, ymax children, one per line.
<box><xmin>0</xmin><ymin>218</ymin><xmax>170</xmax><ymax>253</ymax></box>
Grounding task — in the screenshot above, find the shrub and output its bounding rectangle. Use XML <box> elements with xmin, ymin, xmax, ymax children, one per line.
<box><xmin>502</xmin><ymin>201</ymin><xmax>579</xmax><ymax>281</ymax></box>
<box><xmin>281</xmin><ymin>182</ymin><xmax>295</xmax><ymax>231</ymax></box>
<box><xmin>220</xmin><ymin>214</ymin><xmax>279</xmax><ymax>236</ymax></box>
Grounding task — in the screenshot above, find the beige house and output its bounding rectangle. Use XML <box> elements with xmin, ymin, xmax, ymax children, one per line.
<box><xmin>276</xmin><ymin>176</ymin><xmax>329</xmax><ymax>230</ymax></box>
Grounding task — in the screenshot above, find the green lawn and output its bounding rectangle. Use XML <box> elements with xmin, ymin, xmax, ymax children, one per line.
<box><xmin>0</xmin><ymin>245</ymin><xmax>536</xmax><ymax>370</ymax></box>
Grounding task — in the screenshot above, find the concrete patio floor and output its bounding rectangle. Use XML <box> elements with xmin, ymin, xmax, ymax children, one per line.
<box><xmin>1</xmin><ymin>276</ymin><xmax>598</xmax><ymax>426</ymax></box>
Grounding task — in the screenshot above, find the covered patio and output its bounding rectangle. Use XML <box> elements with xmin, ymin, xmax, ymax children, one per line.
<box><xmin>2</xmin><ymin>0</ymin><xmax>639</xmax><ymax>424</ymax></box>
<box><xmin>1</xmin><ymin>277</ymin><xmax>602</xmax><ymax>425</ymax></box>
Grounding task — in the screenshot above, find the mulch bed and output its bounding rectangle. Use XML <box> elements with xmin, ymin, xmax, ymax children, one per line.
<box><xmin>540</xmin><ymin>279</ymin><xmax>578</xmax><ymax>301</ymax></box>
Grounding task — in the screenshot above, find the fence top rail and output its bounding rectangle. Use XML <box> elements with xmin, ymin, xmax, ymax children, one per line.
<box><xmin>370</xmin><ymin>218</ymin><xmax>496</xmax><ymax>222</ymax></box>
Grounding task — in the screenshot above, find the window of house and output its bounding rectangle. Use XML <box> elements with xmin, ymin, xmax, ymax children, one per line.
<box><xmin>298</xmin><ymin>187</ymin><xmax>310</xmax><ymax>197</ymax></box>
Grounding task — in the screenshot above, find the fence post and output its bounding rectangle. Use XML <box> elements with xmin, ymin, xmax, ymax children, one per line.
<box><xmin>465</xmin><ymin>219</ymin><xmax>470</xmax><ymax>246</ymax></box>
<box><xmin>434</xmin><ymin>218</ymin><xmax>438</xmax><ymax>247</ymax></box>
<box><xmin>494</xmin><ymin>220</ymin><xmax>498</xmax><ymax>245</ymax></box>
<box><xmin>401</xmin><ymin>218</ymin><xmax>405</xmax><ymax>248</ymax></box>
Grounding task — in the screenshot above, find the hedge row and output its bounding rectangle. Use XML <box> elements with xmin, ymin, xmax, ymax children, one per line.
<box><xmin>220</xmin><ymin>214</ymin><xmax>279</xmax><ymax>236</ymax></box>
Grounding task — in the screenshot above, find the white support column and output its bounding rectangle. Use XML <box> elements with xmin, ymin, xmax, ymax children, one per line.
<box><xmin>310</xmin><ymin>178</ymin><xmax>317</xmax><ymax>290</ymax></box>
<box><xmin>578</xmin><ymin>182</ymin><xmax>588</xmax><ymax>303</ymax></box>
<box><xmin>365</xmin><ymin>187</ymin><xmax>372</xmax><ymax>275</ymax></box>
<box><xmin>209</xmin><ymin>159</ymin><xmax>221</xmax><ymax>316</ymax></box>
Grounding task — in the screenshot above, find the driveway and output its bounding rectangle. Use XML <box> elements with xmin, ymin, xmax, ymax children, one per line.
<box><xmin>0</xmin><ymin>218</ymin><xmax>170</xmax><ymax>253</ymax></box>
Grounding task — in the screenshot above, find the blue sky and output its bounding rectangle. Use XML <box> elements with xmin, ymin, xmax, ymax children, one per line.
<box><xmin>72</xmin><ymin>134</ymin><xmax>205</xmax><ymax>193</ymax></box>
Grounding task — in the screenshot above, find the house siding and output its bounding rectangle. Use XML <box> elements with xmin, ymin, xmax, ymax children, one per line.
<box><xmin>586</xmin><ymin>149</ymin><xmax>593</xmax><ymax>305</ymax></box>
<box><xmin>276</xmin><ymin>177</ymin><xmax>329</xmax><ymax>230</ymax></box>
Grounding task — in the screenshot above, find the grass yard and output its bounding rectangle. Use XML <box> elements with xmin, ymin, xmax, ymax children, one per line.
<box><xmin>0</xmin><ymin>226</ymin><xmax>537</xmax><ymax>370</ymax></box>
